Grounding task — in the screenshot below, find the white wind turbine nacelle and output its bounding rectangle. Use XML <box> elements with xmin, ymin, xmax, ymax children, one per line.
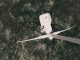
<box><xmin>39</xmin><ymin>13</ymin><xmax>52</xmax><ymax>34</ymax></box>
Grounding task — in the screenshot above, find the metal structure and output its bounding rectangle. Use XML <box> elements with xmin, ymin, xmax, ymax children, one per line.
<box><xmin>17</xmin><ymin>13</ymin><xmax>80</xmax><ymax>44</ymax></box>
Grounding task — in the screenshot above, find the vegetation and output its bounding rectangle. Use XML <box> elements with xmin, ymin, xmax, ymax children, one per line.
<box><xmin>0</xmin><ymin>0</ymin><xmax>80</xmax><ymax>60</ymax></box>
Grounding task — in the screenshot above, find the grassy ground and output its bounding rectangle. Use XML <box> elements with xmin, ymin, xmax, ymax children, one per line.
<box><xmin>0</xmin><ymin>0</ymin><xmax>80</xmax><ymax>60</ymax></box>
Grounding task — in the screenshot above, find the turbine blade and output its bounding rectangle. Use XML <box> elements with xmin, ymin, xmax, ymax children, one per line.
<box><xmin>17</xmin><ymin>33</ymin><xmax>80</xmax><ymax>44</ymax></box>
<box><xmin>17</xmin><ymin>34</ymin><xmax>48</xmax><ymax>43</ymax></box>
<box><xmin>51</xmin><ymin>34</ymin><xmax>80</xmax><ymax>44</ymax></box>
<box><xmin>53</xmin><ymin>25</ymin><xmax>76</xmax><ymax>35</ymax></box>
<box><xmin>17</xmin><ymin>25</ymin><xmax>80</xmax><ymax>44</ymax></box>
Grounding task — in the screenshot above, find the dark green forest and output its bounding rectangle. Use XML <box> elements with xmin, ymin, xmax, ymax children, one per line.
<box><xmin>0</xmin><ymin>0</ymin><xmax>80</xmax><ymax>60</ymax></box>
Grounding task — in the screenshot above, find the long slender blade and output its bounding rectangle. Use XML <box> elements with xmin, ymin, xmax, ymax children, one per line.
<box><xmin>51</xmin><ymin>34</ymin><xmax>80</xmax><ymax>44</ymax></box>
<box><xmin>53</xmin><ymin>25</ymin><xmax>76</xmax><ymax>35</ymax></box>
<box><xmin>17</xmin><ymin>25</ymin><xmax>80</xmax><ymax>44</ymax></box>
<box><xmin>17</xmin><ymin>33</ymin><xmax>80</xmax><ymax>44</ymax></box>
<box><xmin>17</xmin><ymin>34</ymin><xmax>48</xmax><ymax>43</ymax></box>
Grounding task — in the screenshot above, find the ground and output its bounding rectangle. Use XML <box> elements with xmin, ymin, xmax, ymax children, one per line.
<box><xmin>0</xmin><ymin>0</ymin><xmax>80</xmax><ymax>60</ymax></box>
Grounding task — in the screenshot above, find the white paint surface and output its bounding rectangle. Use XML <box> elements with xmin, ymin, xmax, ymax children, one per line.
<box><xmin>39</xmin><ymin>13</ymin><xmax>52</xmax><ymax>34</ymax></box>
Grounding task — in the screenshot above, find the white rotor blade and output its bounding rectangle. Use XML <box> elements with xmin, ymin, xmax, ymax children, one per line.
<box><xmin>51</xmin><ymin>33</ymin><xmax>80</xmax><ymax>44</ymax></box>
<box><xmin>53</xmin><ymin>25</ymin><xmax>76</xmax><ymax>35</ymax></box>
<box><xmin>17</xmin><ymin>33</ymin><xmax>80</xmax><ymax>44</ymax></box>
<box><xmin>17</xmin><ymin>25</ymin><xmax>80</xmax><ymax>44</ymax></box>
<box><xmin>17</xmin><ymin>34</ymin><xmax>48</xmax><ymax>43</ymax></box>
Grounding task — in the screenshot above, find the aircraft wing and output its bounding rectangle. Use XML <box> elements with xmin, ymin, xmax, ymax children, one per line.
<box><xmin>17</xmin><ymin>33</ymin><xmax>80</xmax><ymax>44</ymax></box>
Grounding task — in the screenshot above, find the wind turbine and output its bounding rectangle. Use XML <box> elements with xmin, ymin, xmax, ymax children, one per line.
<box><xmin>17</xmin><ymin>13</ymin><xmax>80</xmax><ymax>44</ymax></box>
